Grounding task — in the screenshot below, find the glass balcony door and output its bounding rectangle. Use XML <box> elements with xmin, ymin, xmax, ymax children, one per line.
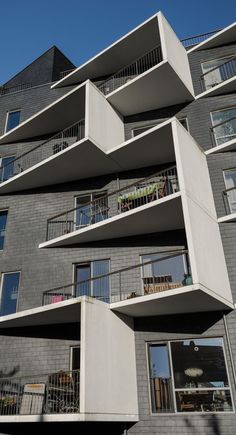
<box><xmin>224</xmin><ymin>169</ymin><xmax>236</xmax><ymax>213</ymax></box>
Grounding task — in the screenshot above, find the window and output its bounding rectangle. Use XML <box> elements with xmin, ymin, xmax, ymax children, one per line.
<box><xmin>75</xmin><ymin>192</ymin><xmax>108</xmax><ymax>228</ymax></box>
<box><xmin>0</xmin><ymin>210</ymin><xmax>8</xmax><ymax>250</ymax></box>
<box><xmin>148</xmin><ymin>338</ymin><xmax>233</xmax><ymax>413</ymax></box>
<box><xmin>141</xmin><ymin>251</ymin><xmax>190</xmax><ymax>294</ymax></box>
<box><xmin>0</xmin><ymin>272</ymin><xmax>20</xmax><ymax>316</ymax></box>
<box><xmin>70</xmin><ymin>346</ymin><xmax>80</xmax><ymax>371</ymax></box>
<box><xmin>223</xmin><ymin>168</ymin><xmax>236</xmax><ymax>214</ymax></box>
<box><xmin>0</xmin><ymin>156</ymin><xmax>15</xmax><ymax>182</ymax></box>
<box><xmin>178</xmin><ymin>117</ymin><xmax>189</xmax><ymax>131</ymax></box>
<box><xmin>5</xmin><ymin>110</ymin><xmax>21</xmax><ymax>133</ymax></box>
<box><xmin>75</xmin><ymin>260</ymin><xmax>110</xmax><ymax>302</ymax></box>
<box><xmin>202</xmin><ymin>56</ymin><xmax>235</xmax><ymax>90</ymax></box>
<box><xmin>211</xmin><ymin>107</ymin><xmax>236</xmax><ymax>146</ymax></box>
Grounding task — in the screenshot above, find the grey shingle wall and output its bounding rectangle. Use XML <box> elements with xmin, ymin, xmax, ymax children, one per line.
<box><xmin>0</xmin><ymin>36</ymin><xmax>236</xmax><ymax>435</ymax></box>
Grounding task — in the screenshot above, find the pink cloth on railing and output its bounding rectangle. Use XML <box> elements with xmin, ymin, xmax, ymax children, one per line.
<box><xmin>51</xmin><ymin>295</ymin><xmax>64</xmax><ymax>303</ymax></box>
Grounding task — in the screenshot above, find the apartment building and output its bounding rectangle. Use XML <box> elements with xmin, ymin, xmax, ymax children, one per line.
<box><xmin>0</xmin><ymin>11</ymin><xmax>235</xmax><ymax>435</ymax></box>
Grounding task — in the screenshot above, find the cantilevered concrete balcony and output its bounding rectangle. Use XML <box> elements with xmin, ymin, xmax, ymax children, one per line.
<box><xmin>206</xmin><ymin>116</ymin><xmax>236</xmax><ymax>155</ymax></box>
<box><xmin>187</xmin><ymin>21</ymin><xmax>236</xmax><ymax>53</ymax></box>
<box><xmin>52</xmin><ymin>13</ymin><xmax>194</xmax><ymax>115</ymax></box>
<box><xmin>196</xmin><ymin>56</ymin><xmax>236</xmax><ymax>99</ymax></box>
<box><xmin>0</xmin><ymin>80</ymin><xmax>124</xmax><ymax>194</ymax></box>
<box><xmin>0</xmin><ymin>297</ymin><xmax>138</xmax><ymax>423</ymax></box>
<box><xmin>39</xmin><ymin>120</ymin><xmax>233</xmax><ymax>311</ymax></box>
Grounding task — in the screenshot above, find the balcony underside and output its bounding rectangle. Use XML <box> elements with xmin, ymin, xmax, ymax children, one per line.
<box><xmin>218</xmin><ymin>213</ymin><xmax>236</xmax><ymax>223</ymax></box>
<box><xmin>110</xmin><ymin>284</ymin><xmax>233</xmax><ymax>317</ymax></box>
<box><xmin>0</xmin><ymin>139</ymin><xmax>121</xmax><ymax>194</ymax></box>
<box><xmin>197</xmin><ymin>76</ymin><xmax>236</xmax><ymax>99</ymax></box>
<box><xmin>39</xmin><ymin>193</ymin><xmax>184</xmax><ymax>248</ymax></box>
<box><xmin>106</xmin><ymin>61</ymin><xmax>194</xmax><ymax>115</ymax></box>
<box><xmin>0</xmin><ymin>83</ymin><xmax>85</xmax><ymax>145</ymax></box>
<box><xmin>206</xmin><ymin>137</ymin><xmax>236</xmax><ymax>155</ymax></box>
<box><xmin>188</xmin><ymin>23</ymin><xmax>236</xmax><ymax>52</ymax></box>
<box><xmin>0</xmin><ymin>412</ymin><xmax>138</xmax><ymax>423</ymax></box>
<box><xmin>0</xmin><ymin>298</ymin><xmax>82</xmax><ymax>328</ymax></box>
<box><xmin>0</xmin><ymin>120</ymin><xmax>176</xmax><ymax>194</ymax></box>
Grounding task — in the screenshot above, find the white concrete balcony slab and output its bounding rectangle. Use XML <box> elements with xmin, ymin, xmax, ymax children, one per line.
<box><xmin>52</xmin><ymin>12</ymin><xmax>194</xmax><ymax>115</ymax></box>
<box><xmin>0</xmin><ymin>80</ymin><xmax>124</xmax><ymax>194</ymax></box>
<box><xmin>37</xmin><ymin>121</ymin><xmax>233</xmax><ymax>309</ymax></box>
<box><xmin>0</xmin><ymin>117</ymin><xmax>177</xmax><ymax>194</ymax></box>
<box><xmin>188</xmin><ymin>21</ymin><xmax>236</xmax><ymax>53</ymax></box>
<box><xmin>196</xmin><ymin>58</ymin><xmax>236</xmax><ymax>99</ymax></box>
<box><xmin>0</xmin><ymin>297</ymin><xmax>138</xmax><ymax>422</ymax></box>
<box><xmin>110</xmin><ymin>284</ymin><xmax>233</xmax><ymax>317</ymax></box>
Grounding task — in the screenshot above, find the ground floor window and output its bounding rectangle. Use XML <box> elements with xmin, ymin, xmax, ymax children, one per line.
<box><xmin>0</xmin><ymin>271</ymin><xmax>20</xmax><ymax>316</ymax></box>
<box><xmin>148</xmin><ymin>338</ymin><xmax>233</xmax><ymax>413</ymax></box>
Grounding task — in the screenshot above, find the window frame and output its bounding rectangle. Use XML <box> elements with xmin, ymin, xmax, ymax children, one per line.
<box><xmin>4</xmin><ymin>109</ymin><xmax>21</xmax><ymax>134</ymax></box>
<box><xmin>73</xmin><ymin>259</ymin><xmax>111</xmax><ymax>299</ymax></box>
<box><xmin>0</xmin><ymin>156</ymin><xmax>15</xmax><ymax>182</ymax></box>
<box><xmin>146</xmin><ymin>337</ymin><xmax>234</xmax><ymax>415</ymax></box>
<box><xmin>0</xmin><ymin>270</ymin><xmax>21</xmax><ymax>316</ymax></box>
<box><xmin>140</xmin><ymin>250</ymin><xmax>188</xmax><ymax>296</ymax></box>
<box><xmin>210</xmin><ymin>106</ymin><xmax>236</xmax><ymax>145</ymax></box>
<box><xmin>0</xmin><ymin>209</ymin><xmax>8</xmax><ymax>251</ymax></box>
<box><xmin>69</xmin><ymin>345</ymin><xmax>80</xmax><ymax>372</ymax></box>
<box><xmin>74</xmin><ymin>191</ymin><xmax>108</xmax><ymax>229</ymax></box>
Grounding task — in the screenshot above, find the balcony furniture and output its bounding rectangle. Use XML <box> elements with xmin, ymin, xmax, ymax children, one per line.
<box><xmin>19</xmin><ymin>383</ymin><xmax>45</xmax><ymax>415</ymax></box>
<box><xmin>46</xmin><ymin>371</ymin><xmax>79</xmax><ymax>413</ymax></box>
<box><xmin>178</xmin><ymin>391</ymin><xmax>213</xmax><ymax>412</ymax></box>
<box><xmin>143</xmin><ymin>275</ymin><xmax>182</xmax><ymax>294</ymax></box>
<box><xmin>118</xmin><ymin>181</ymin><xmax>165</xmax><ymax>213</ymax></box>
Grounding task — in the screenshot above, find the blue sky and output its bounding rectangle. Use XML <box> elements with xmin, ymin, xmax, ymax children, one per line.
<box><xmin>1</xmin><ymin>0</ymin><xmax>236</xmax><ymax>85</ymax></box>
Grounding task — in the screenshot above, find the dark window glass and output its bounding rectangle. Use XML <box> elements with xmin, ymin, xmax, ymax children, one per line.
<box><xmin>171</xmin><ymin>338</ymin><xmax>229</xmax><ymax>389</ymax></box>
<box><xmin>75</xmin><ymin>192</ymin><xmax>108</xmax><ymax>228</ymax></box>
<box><xmin>6</xmin><ymin>110</ymin><xmax>21</xmax><ymax>132</ymax></box>
<box><xmin>0</xmin><ymin>272</ymin><xmax>20</xmax><ymax>316</ymax></box>
<box><xmin>0</xmin><ymin>210</ymin><xmax>8</xmax><ymax>250</ymax></box>
<box><xmin>0</xmin><ymin>156</ymin><xmax>15</xmax><ymax>182</ymax></box>
<box><xmin>149</xmin><ymin>338</ymin><xmax>233</xmax><ymax>413</ymax></box>
<box><xmin>75</xmin><ymin>260</ymin><xmax>110</xmax><ymax>302</ymax></box>
<box><xmin>71</xmin><ymin>347</ymin><xmax>80</xmax><ymax>371</ymax></box>
<box><xmin>149</xmin><ymin>344</ymin><xmax>174</xmax><ymax>412</ymax></box>
<box><xmin>179</xmin><ymin>118</ymin><xmax>189</xmax><ymax>131</ymax></box>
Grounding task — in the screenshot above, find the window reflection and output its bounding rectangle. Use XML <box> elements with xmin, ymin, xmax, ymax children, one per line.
<box><xmin>149</xmin><ymin>338</ymin><xmax>233</xmax><ymax>413</ymax></box>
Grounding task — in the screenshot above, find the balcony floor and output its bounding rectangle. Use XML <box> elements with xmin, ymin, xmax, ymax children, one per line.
<box><xmin>39</xmin><ymin>193</ymin><xmax>184</xmax><ymax>248</ymax></box>
<box><xmin>196</xmin><ymin>76</ymin><xmax>236</xmax><ymax>99</ymax></box>
<box><xmin>110</xmin><ymin>284</ymin><xmax>233</xmax><ymax>317</ymax></box>
<box><xmin>106</xmin><ymin>61</ymin><xmax>194</xmax><ymax>115</ymax></box>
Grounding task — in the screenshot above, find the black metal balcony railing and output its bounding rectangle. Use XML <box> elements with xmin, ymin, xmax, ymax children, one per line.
<box><xmin>200</xmin><ymin>57</ymin><xmax>236</xmax><ymax>92</ymax></box>
<box><xmin>0</xmin><ymin>370</ymin><xmax>80</xmax><ymax>416</ymax></box>
<box><xmin>222</xmin><ymin>186</ymin><xmax>236</xmax><ymax>215</ymax></box>
<box><xmin>98</xmin><ymin>45</ymin><xmax>162</xmax><ymax>96</ymax></box>
<box><xmin>181</xmin><ymin>29</ymin><xmax>222</xmax><ymax>48</ymax></box>
<box><xmin>59</xmin><ymin>69</ymin><xmax>77</xmax><ymax>80</ymax></box>
<box><xmin>210</xmin><ymin>116</ymin><xmax>236</xmax><ymax>147</ymax></box>
<box><xmin>46</xmin><ymin>165</ymin><xmax>179</xmax><ymax>241</ymax></box>
<box><xmin>0</xmin><ymin>83</ymin><xmax>32</xmax><ymax>96</ymax></box>
<box><xmin>43</xmin><ymin>250</ymin><xmax>191</xmax><ymax>305</ymax></box>
<box><xmin>0</xmin><ymin>119</ymin><xmax>85</xmax><ymax>183</ymax></box>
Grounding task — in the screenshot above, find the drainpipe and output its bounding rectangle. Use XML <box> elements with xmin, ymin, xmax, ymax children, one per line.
<box><xmin>223</xmin><ymin>313</ymin><xmax>236</xmax><ymax>389</ymax></box>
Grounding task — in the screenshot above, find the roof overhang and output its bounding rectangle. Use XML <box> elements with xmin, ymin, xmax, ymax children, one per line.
<box><xmin>39</xmin><ymin>193</ymin><xmax>184</xmax><ymax>248</ymax></box>
<box><xmin>110</xmin><ymin>284</ymin><xmax>233</xmax><ymax>317</ymax></box>
<box><xmin>188</xmin><ymin>22</ymin><xmax>236</xmax><ymax>53</ymax></box>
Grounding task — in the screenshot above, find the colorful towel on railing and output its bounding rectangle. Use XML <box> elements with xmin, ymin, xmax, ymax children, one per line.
<box><xmin>117</xmin><ymin>182</ymin><xmax>165</xmax><ymax>203</ymax></box>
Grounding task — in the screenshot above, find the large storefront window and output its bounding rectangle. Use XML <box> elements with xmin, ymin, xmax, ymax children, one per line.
<box><xmin>148</xmin><ymin>338</ymin><xmax>233</xmax><ymax>413</ymax></box>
